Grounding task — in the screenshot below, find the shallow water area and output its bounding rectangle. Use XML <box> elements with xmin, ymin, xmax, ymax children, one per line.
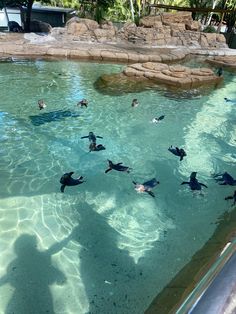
<box><xmin>0</xmin><ymin>58</ymin><xmax>236</xmax><ymax>314</ymax></box>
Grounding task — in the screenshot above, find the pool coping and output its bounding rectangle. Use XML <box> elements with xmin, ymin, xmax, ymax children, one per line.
<box><xmin>1</xmin><ymin>33</ymin><xmax>236</xmax><ymax>64</ymax></box>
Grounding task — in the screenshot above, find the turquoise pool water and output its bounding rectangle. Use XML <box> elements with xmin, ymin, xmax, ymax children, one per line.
<box><xmin>0</xmin><ymin>58</ymin><xmax>235</xmax><ymax>314</ymax></box>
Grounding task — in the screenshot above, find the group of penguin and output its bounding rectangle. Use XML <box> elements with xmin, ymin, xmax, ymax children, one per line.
<box><xmin>38</xmin><ymin>97</ymin><xmax>236</xmax><ymax>204</ymax></box>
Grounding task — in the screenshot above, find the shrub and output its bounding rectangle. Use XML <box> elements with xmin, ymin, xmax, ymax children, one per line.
<box><xmin>203</xmin><ymin>25</ymin><xmax>217</xmax><ymax>33</ymax></box>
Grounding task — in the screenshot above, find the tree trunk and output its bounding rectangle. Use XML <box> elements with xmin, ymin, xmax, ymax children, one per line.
<box><xmin>4</xmin><ymin>7</ymin><xmax>9</xmax><ymax>28</ymax></box>
<box><xmin>24</xmin><ymin>0</ymin><xmax>34</xmax><ymax>32</ymax></box>
<box><xmin>129</xmin><ymin>0</ymin><xmax>135</xmax><ymax>21</ymax></box>
<box><xmin>206</xmin><ymin>0</ymin><xmax>219</xmax><ymax>26</ymax></box>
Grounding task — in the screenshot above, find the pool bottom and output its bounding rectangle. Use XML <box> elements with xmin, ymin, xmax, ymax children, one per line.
<box><xmin>145</xmin><ymin>205</ymin><xmax>236</xmax><ymax>314</ymax></box>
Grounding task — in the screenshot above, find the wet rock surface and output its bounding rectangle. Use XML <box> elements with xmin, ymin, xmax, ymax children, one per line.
<box><xmin>95</xmin><ymin>62</ymin><xmax>222</xmax><ymax>93</ymax></box>
<box><xmin>206</xmin><ymin>55</ymin><xmax>236</xmax><ymax>69</ymax></box>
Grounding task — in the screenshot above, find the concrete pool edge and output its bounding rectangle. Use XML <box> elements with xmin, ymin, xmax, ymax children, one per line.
<box><xmin>145</xmin><ymin>206</ymin><xmax>236</xmax><ymax>314</ymax></box>
<box><xmin>1</xmin><ymin>33</ymin><xmax>236</xmax><ymax>64</ymax></box>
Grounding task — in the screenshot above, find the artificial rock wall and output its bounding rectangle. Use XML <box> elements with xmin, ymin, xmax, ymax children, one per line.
<box><xmin>51</xmin><ymin>12</ymin><xmax>227</xmax><ymax>49</ymax></box>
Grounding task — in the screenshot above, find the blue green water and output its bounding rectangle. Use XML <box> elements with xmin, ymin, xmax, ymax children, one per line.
<box><xmin>0</xmin><ymin>58</ymin><xmax>235</xmax><ymax>314</ymax></box>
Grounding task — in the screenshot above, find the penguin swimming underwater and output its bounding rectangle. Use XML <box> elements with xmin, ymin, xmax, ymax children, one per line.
<box><xmin>89</xmin><ymin>142</ymin><xmax>106</xmax><ymax>152</ymax></box>
<box><xmin>133</xmin><ymin>178</ymin><xmax>160</xmax><ymax>197</ymax></box>
<box><xmin>38</xmin><ymin>99</ymin><xmax>46</xmax><ymax>110</ymax></box>
<box><xmin>131</xmin><ymin>99</ymin><xmax>139</xmax><ymax>107</ymax></box>
<box><xmin>224</xmin><ymin>97</ymin><xmax>234</xmax><ymax>103</ymax></box>
<box><xmin>181</xmin><ymin>172</ymin><xmax>207</xmax><ymax>191</ymax></box>
<box><xmin>217</xmin><ymin>67</ymin><xmax>223</xmax><ymax>77</ymax></box>
<box><xmin>105</xmin><ymin>160</ymin><xmax>131</xmax><ymax>173</ymax></box>
<box><xmin>60</xmin><ymin>172</ymin><xmax>85</xmax><ymax>193</ymax></box>
<box><xmin>152</xmin><ymin>115</ymin><xmax>165</xmax><ymax>123</ymax></box>
<box><xmin>81</xmin><ymin>132</ymin><xmax>103</xmax><ymax>144</ymax></box>
<box><xmin>213</xmin><ymin>172</ymin><xmax>236</xmax><ymax>186</ymax></box>
<box><xmin>168</xmin><ymin>146</ymin><xmax>187</xmax><ymax>161</ymax></box>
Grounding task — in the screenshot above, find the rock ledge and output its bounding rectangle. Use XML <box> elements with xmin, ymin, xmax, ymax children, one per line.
<box><xmin>123</xmin><ymin>62</ymin><xmax>222</xmax><ymax>88</ymax></box>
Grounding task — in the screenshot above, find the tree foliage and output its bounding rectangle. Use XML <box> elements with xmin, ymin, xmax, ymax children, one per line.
<box><xmin>0</xmin><ymin>0</ymin><xmax>235</xmax><ymax>31</ymax></box>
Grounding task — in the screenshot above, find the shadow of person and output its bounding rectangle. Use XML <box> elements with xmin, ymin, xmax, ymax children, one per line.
<box><xmin>73</xmin><ymin>202</ymin><xmax>141</xmax><ymax>313</ymax></box>
<box><xmin>0</xmin><ymin>231</ymin><xmax>76</xmax><ymax>314</ymax></box>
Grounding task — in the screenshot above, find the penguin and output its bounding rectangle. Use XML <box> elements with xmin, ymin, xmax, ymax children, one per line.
<box><xmin>60</xmin><ymin>172</ymin><xmax>84</xmax><ymax>193</ymax></box>
<box><xmin>81</xmin><ymin>132</ymin><xmax>103</xmax><ymax>144</ymax></box>
<box><xmin>131</xmin><ymin>99</ymin><xmax>139</xmax><ymax>107</ymax></box>
<box><xmin>224</xmin><ymin>98</ymin><xmax>234</xmax><ymax>103</ymax></box>
<box><xmin>38</xmin><ymin>99</ymin><xmax>46</xmax><ymax>110</ymax></box>
<box><xmin>89</xmin><ymin>142</ymin><xmax>106</xmax><ymax>152</ymax></box>
<box><xmin>78</xmin><ymin>99</ymin><xmax>88</xmax><ymax>107</ymax></box>
<box><xmin>168</xmin><ymin>145</ymin><xmax>187</xmax><ymax>161</ymax></box>
<box><xmin>132</xmin><ymin>178</ymin><xmax>160</xmax><ymax>197</ymax></box>
<box><xmin>152</xmin><ymin>115</ymin><xmax>165</xmax><ymax>123</ymax></box>
<box><xmin>181</xmin><ymin>172</ymin><xmax>207</xmax><ymax>191</ymax></box>
<box><xmin>105</xmin><ymin>160</ymin><xmax>131</xmax><ymax>173</ymax></box>
<box><xmin>217</xmin><ymin>67</ymin><xmax>223</xmax><ymax>77</ymax></box>
<box><xmin>213</xmin><ymin>172</ymin><xmax>236</xmax><ymax>186</ymax></box>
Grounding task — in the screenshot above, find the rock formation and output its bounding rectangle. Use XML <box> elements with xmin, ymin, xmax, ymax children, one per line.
<box><xmin>206</xmin><ymin>56</ymin><xmax>236</xmax><ymax>69</ymax></box>
<box><xmin>95</xmin><ymin>62</ymin><xmax>222</xmax><ymax>92</ymax></box>
<box><xmin>49</xmin><ymin>12</ymin><xmax>227</xmax><ymax>49</ymax></box>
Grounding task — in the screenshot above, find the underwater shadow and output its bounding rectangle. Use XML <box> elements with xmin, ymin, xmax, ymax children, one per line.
<box><xmin>29</xmin><ymin>110</ymin><xmax>80</xmax><ymax>126</ymax></box>
<box><xmin>73</xmin><ymin>202</ymin><xmax>142</xmax><ymax>313</ymax></box>
<box><xmin>0</xmin><ymin>231</ymin><xmax>76</xmax><ymax>314</ymax></box>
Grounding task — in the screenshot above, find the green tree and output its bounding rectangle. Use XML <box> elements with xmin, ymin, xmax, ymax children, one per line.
<box><xmin>42</xmin><ymin>0</ymin><xmax>80</xmax><ymax>9</ymax></box>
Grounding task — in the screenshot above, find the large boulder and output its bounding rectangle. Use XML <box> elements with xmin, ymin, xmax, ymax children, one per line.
<box><xmin>94</xmin><ymin>28</ymin><xmax>117</xmax><ymax>43</ymax></box>
<box><xmin>66</xmin><ymin>17</ymin><xmax>99</xmax><ymax>36</ymax></box>
<box><xmin>139</xmin><ymin>15</ymin><xmax>162</xmax><ymax>28</ymax></box>
<box><xmin>161</xmin><ymin>11</ymin><xmax>192</xmax><ymax>25</ymax></box>
<box><xmin>95</xmin><ymin>62</ymin><xmax>222</xmax><ymax>92</ymax></box>
<box><xmin>207</xmin><ymin>56</ymin><xmax>236</xmax><ymax>69</ymax></box>
<box><xmin>30</xmin><ymin>20</ymin><xmax>52</xmax><ymax>33</ymax></box>
<box><xmin>185</xmin><ymin>20</ymin><xmax>201</xmax><ymax>31</ymax></box>
<box><xmin>94</xmin><ymin>20</ymin><xmax>117</xmax><ymax>42</ymax></box>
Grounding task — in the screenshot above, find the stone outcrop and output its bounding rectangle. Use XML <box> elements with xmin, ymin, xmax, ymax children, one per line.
<box><xmin>124</xmin><ymin>13</ymin><xmax>226</xmax><ymax>48</ymax></box>
<box><xmin>64</xmin><ymin>17</ymin><xmax>117</xmax><ymax>43</ymax></box>
<box><xmin>0</xmin><ymin>32</ymin><xmax>189</xmax><ymax>62</ymax></box>
<box><xmin>50</xmin><ymin>14</ymin><xmax>227</xmax><ymax>49</ymax></box>
<box><xmin>95</xmin><ymin>62</ymin><xmax>222</xmax><ymax>92</ymax></box>
<box><xmin>206</xmin><ymin>55</ymin><xmax>236</xmax><ymax>69</ymax></box>
<box><xmin>124</xmin><ymin>62</ymin><xmax>222</xmax><ymax>88</ymax></box>
<box><xmin>30</xmin><ymin>20</ymin><xmax>52</xmax><ymax>33</ymax></box>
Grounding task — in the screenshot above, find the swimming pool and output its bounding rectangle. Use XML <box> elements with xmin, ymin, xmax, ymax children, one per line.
<box><xmin>0</xmin><ymin>58</ymin><xmax>235</xmax><ymax>314</ymax></box>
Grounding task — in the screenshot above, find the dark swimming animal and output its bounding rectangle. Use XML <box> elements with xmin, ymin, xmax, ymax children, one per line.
<box><xmin>60</xmin><ymin>172</ymin><xmax>84</xmax><ymax>193</ymax></box>
<box><xmin>89</xmin><ymin>142</ymin><xmax>106</xmax><ymax>152</ymax></box>
<box><xmin>81</xmin><ymin>132</ymin><xmax>103</xmax><ymax>144</ymax></box>
<box><xmin>105</xmin><ymin>160</ymin><xmax>131</xmax><ymax>174</ymax></box>
<box><xmin>78</xmin><ymin>99</ymin><xmax>88</xmax><ymax>107</ymax></box>
<box><xmin>181</xmin><ymin>172</ymin><xmax>207</xmax><ymax>191</ymax></box>
<box><xmin>217</xmin><ymin>67</ymin><xmax>223</xmax><ymax>77</ymax></box>
<box><xmin>133</xmin><ymin>178</ymin><xmax>160</xmax><ymax>198</ymax></box>
<box><xmin>213</xmin><ymin>172</ymin><xmax>236</xmax><ymax>186</ymax></box>
<box><xmin>29</xmin><ymin>110</ymin><xmax>80</xmax><ymax>126</ymax></box>
<box><xmin>225</xmin><ymin>190</ymin><xmax>236</xmax><ymax>206</ymax></box>
<box><xmin>38</xmin><ymin>99</ymin><xmax>46</xmax><ymax>110</ymax></box>
<box><xmin>131</xmin><ymin>99</ymin><xmax>139</xmax><ymax>107</ymax></box>
<box><xmin>168</xmin><ymin>145</ymin><xmax>187</xmax><ymax>161</ymax></box>
<box><xmin>224</xmin><ymin>97</ymin><xmax>234</xmax><ymax>103</ymax></box>
<box><xmin>152</xmin><ymin>115</ymin><xmax>165</xmax><ymax>123</ymax></box>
